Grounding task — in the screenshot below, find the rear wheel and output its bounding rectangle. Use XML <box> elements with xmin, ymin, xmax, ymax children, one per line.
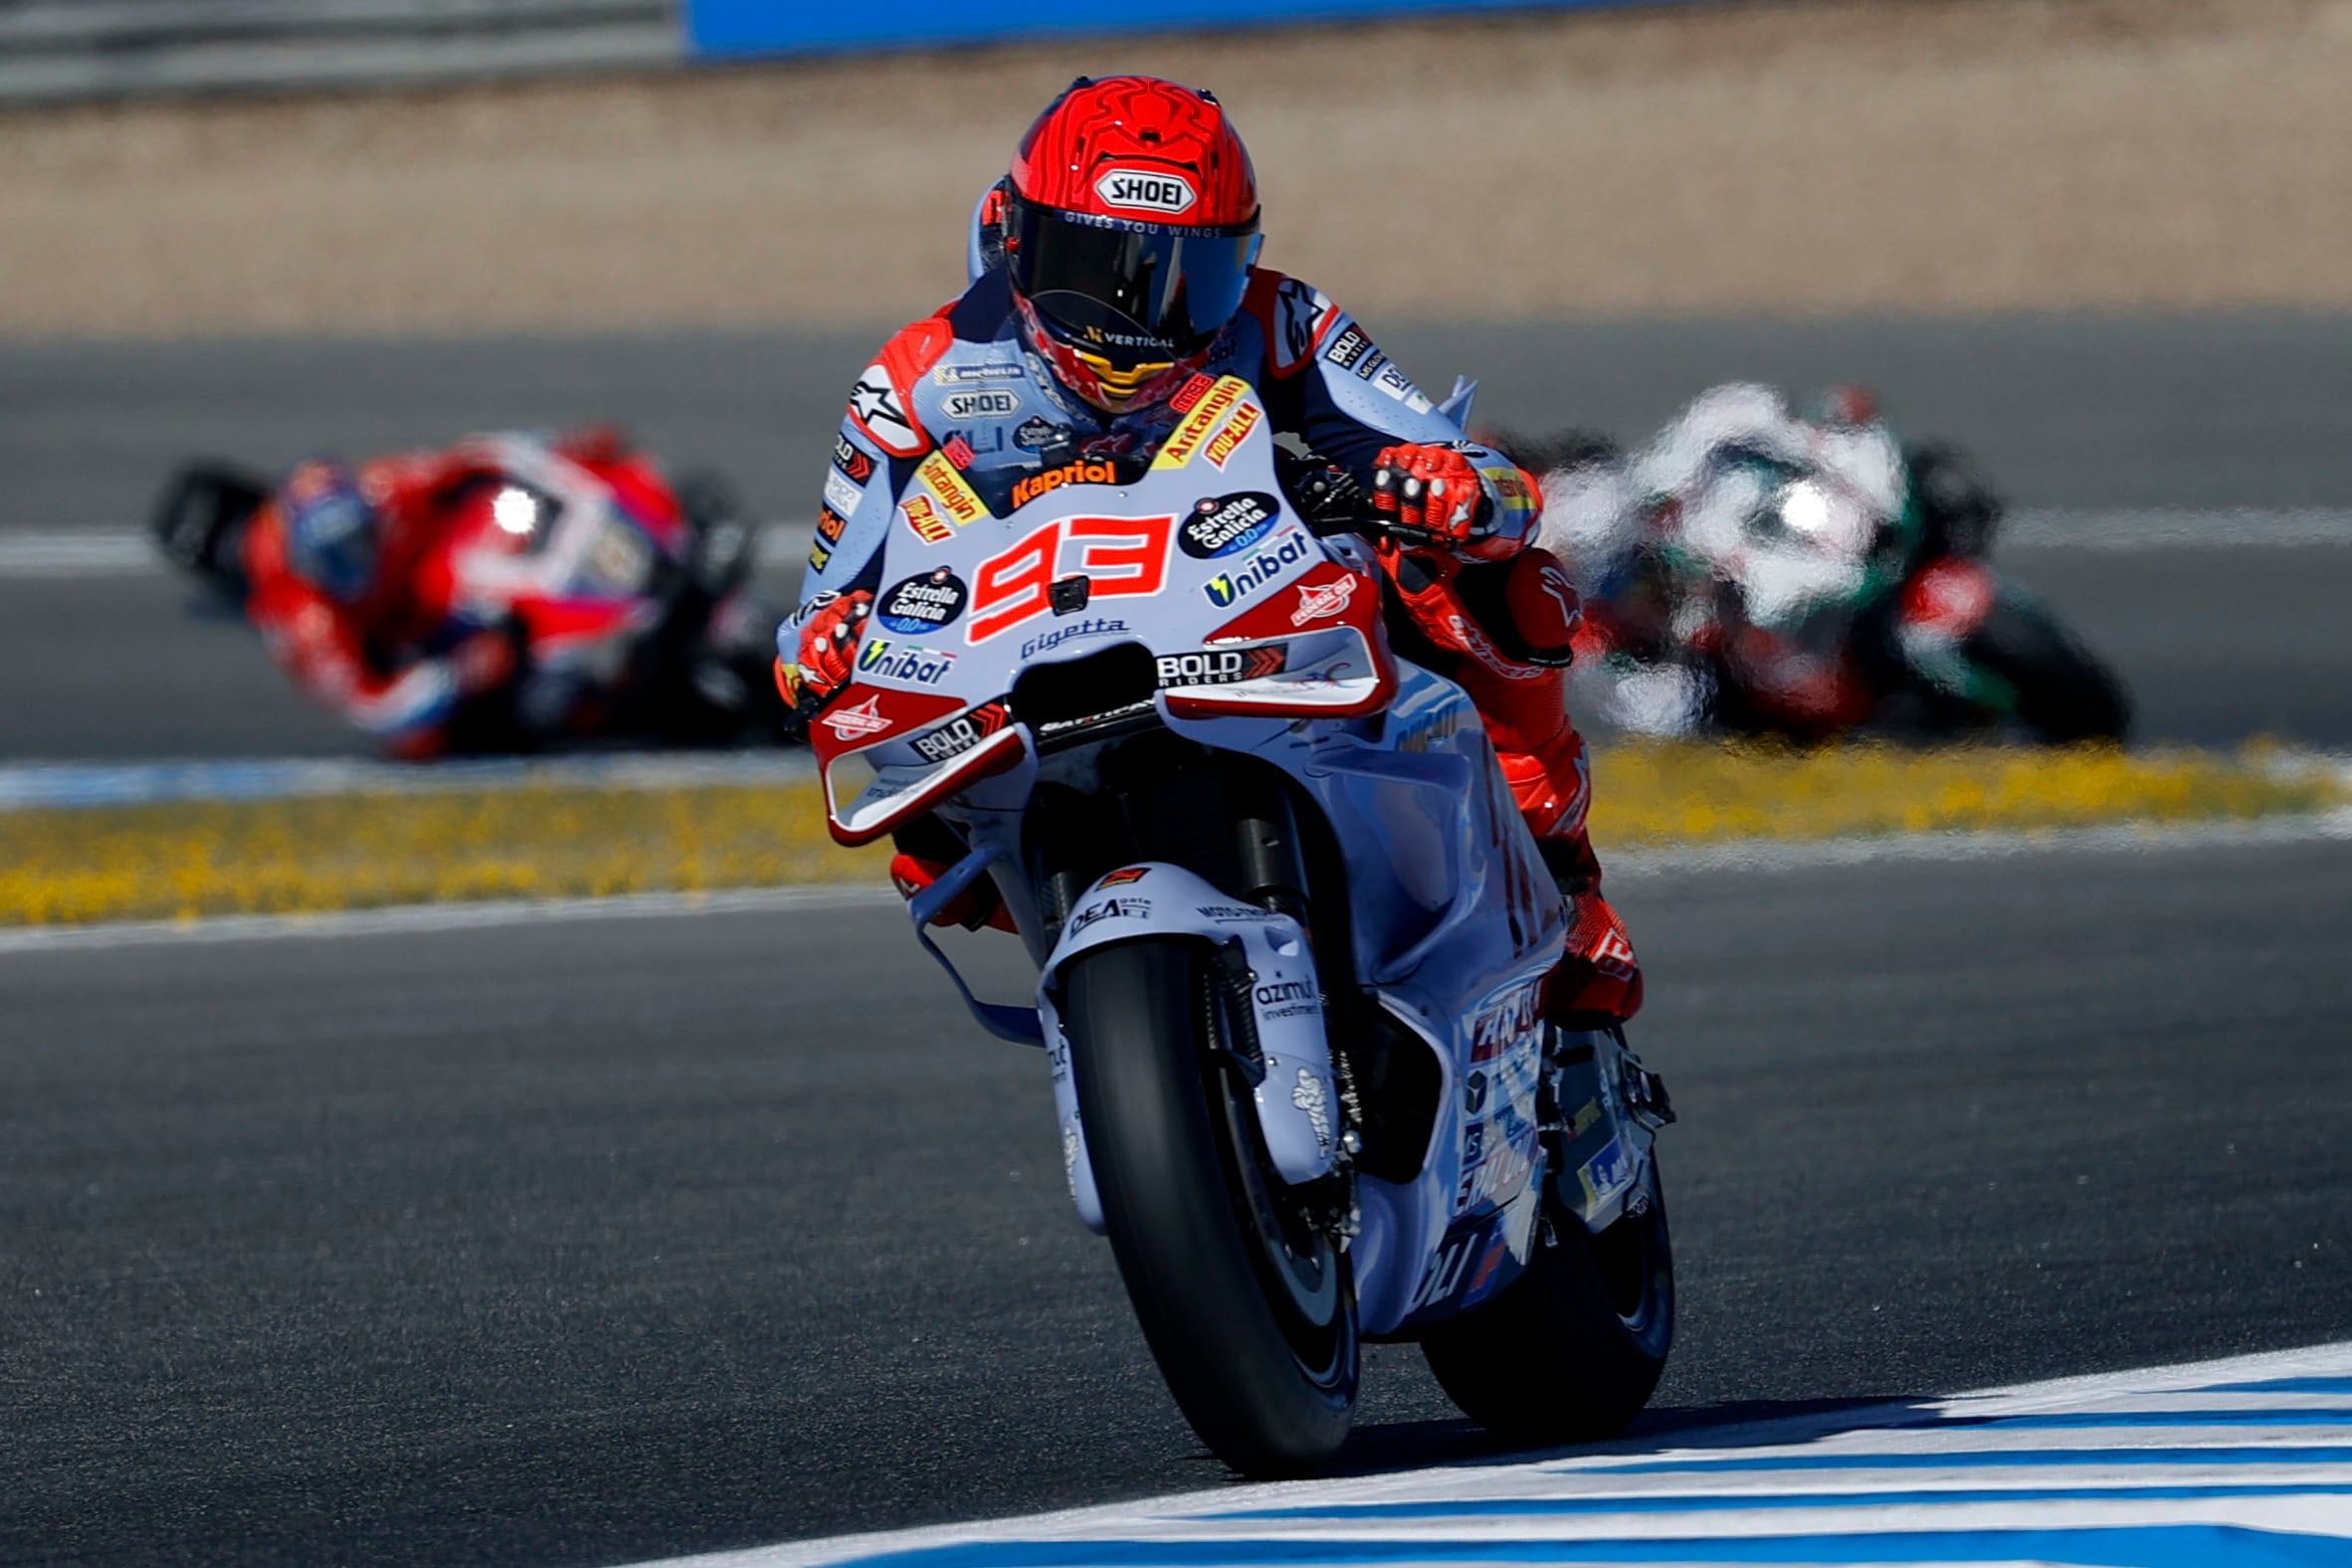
<box><xmin>1064</xmin><ymin>938</ymin><xmax>1357</xmax><ymax>1474</ymax></box>
<box><xmin>1420</xmin><ymin>1158</ymin><xmax>1673</xmax><ymax>1448</ymax></box>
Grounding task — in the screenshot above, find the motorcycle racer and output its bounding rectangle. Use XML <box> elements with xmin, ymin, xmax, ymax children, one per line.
<box><xmin>241</xmin><ymin>429</ymin><xmax>681</xmax><ymax>758</ymax></box>
<box><xmin>779</xmin><ymin>75</ymin><xmax>1639</xmax><ymax>1021</ymax></box>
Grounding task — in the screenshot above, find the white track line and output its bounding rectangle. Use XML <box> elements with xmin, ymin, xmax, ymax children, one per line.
<box><xmin>623</xmin><ymin>1339</ymin><xmax>2352</xmax><ymax>1567</ymax></box>
<box><xmin>6</xmin><ymin>805</ymin><xmax>2348</xmax><ymax>955</ymax></box>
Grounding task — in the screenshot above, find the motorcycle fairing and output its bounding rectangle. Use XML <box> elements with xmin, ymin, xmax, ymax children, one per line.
<box><xmin>813</xmin><ymin>382</ymin><xmax>1387</xmax><ymax>844</ymax></box>
<box><xmin>1033</xmin><ymin>862</ymin><xmax>1342</xmax><ymax>1234</ymax></box>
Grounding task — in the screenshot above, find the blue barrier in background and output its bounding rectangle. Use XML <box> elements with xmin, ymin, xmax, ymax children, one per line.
<box><xmin>686</xmin><ymin>1</ymin><xmax>1654</xmax><ymax>59</ymax></box>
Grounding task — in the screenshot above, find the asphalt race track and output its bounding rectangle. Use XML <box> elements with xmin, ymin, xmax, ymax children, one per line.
<box><xmin>5</xmin><ymin>835</ymin><xmax>2351</xmax><ymax>1563</ymax></box>
<box><xmin>6</xmin><ymin>313</ymin><xmax>2352</xmax><ymax>758</ymax></box>
<box><xmin>5</xmin><ymin>316</ymin><xmax>2351</xmax><ymax>1565</ymax></box>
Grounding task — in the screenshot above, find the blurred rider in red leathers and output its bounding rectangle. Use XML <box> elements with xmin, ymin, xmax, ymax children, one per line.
<box><xmin>777</xmin><ymin>76</ymin><xmax>1640</xmax><ymax>1022</ymax></box>
<box><xmin>241</xmin><ymin>430</ymin><xmax>673</xmax><ymax>758</ymax></box>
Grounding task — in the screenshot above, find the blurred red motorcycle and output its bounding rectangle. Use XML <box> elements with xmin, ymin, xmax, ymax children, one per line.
<box><xmin>152</xmin><ymin>428</ymin><xmax>788</xmax><ymax>756</ymax></box>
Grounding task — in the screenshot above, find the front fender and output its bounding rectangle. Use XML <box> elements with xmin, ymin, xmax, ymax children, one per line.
<box><xmin>1038</xmin><ymin>863</ymin><xmax>1341</xmax><ymax>1234</ymax></box>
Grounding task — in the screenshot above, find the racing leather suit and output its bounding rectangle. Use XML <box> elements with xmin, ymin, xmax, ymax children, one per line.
<box><xmin>243</xmin><ymin>450</ymin><xmax>519</xmax><ymax>758</ymax></box>
<box><xmin>786</xmin><ymin>267</ymin><xmax>1640</xmax><ymax>1021</ymax></box>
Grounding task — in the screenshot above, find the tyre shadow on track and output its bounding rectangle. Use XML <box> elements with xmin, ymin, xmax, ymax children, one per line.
<box><xmin>1329</xmin><ymin>1394</ymin><xmax>1933</xmax><ymax>1476</ymax></box>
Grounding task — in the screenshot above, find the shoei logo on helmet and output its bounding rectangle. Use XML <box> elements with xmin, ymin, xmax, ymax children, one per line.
<box><xmin>1094</xmin><ymin>168</ymin><xmax>1197</xmax><ymax>215</ymax></box>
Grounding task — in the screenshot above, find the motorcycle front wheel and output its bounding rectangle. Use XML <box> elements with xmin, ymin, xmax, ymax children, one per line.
<box><xmin>1967</xmin><ymin>596</ymin><xmax>2132</xmax><ymax>744</ymax></box>
<box><xmin>1064</xmin><ymin>938</ymin><xmax>1357</xmax><ymax>1475</ymax></box>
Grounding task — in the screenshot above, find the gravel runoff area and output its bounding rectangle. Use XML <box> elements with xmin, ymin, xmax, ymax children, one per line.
<box><xmin>3</xmin><ymin>746</ymin><xmax>2338</xmax><ymax>927</ymax></box>
<box><xmin>2</xmin><ymin>0</ymin><xmax>2348</xmax><ymax>336</ymax></box>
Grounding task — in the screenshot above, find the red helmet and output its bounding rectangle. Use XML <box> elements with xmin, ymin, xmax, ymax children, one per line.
<box><xmin>1004</xmin><ymin>77</ymin><xmax>1261</xmax><ymax>412</ymax></box>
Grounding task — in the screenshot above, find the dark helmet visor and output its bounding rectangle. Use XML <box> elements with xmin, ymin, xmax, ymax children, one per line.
<box><xmin>1006</xmin><ymin>195</ymin><xmax>1257</xmax><ymax>365</ymax></box>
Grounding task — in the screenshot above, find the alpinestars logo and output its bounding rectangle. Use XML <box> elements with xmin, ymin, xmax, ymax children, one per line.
<box><xmin>1093</xmin><ymin>168</ymin><xmax>1197</xmax><ymax>215</ymax></box>
<box><xmin>849</xmin><ymin>367</ymin><xmax>921</xmax><ymax>456</ymax></box>
<box><xmin>821</xmin><ymin>695</ymin><xmax>892</xmax><ymax>742</ymax></box>
<box><xmin>1289</xmin><ymin>574</ymin><xmax>1359</xmax><ymax>627</ymax></box>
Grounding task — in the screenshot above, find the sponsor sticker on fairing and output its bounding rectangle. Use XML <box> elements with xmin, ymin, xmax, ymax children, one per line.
<box><xmin>909</xmin><ymin>700</ymin><xmax>1009</xmax><ymax>764</ymax></box>
<box><xmin>916</xmin><ymin>451</ymin><xmax>987</xmax><ymax>527</ymax></box>
<box><xmin>876</xmin><ymin>567</ymin><xmax>969</xmax><ymax>635</ymax></box>
<box><xmin>900</xmin><ymin>493</ymin><xmax>952</xmax><ymax>545</ymax></box>
<box><xmin>1577</xmin><ymin>1135</ymin><xmax>1635</xmax><ymax>1211</ymax></box>
<box><xmin>1152</xmin><ymin>377</ymin><xmax>1249</xmax><ymax>470</ymax></box>
<box><xmin>1068</xmin><ymin>895</ymin><xmax>1151</xmax><ymax>934</ymax></box>
<box><xmin>1291</xmin><ymin>1069</ymin><xmax>1333</xmax><ymax>1159</ymax></box>
<box><xmin>1288</xmin><ymin>573</ymin><xmax>1358</xmax><ymax>626</ymax></box>
<box><xmin>1203</xmin><ymin>403</ymin><xmax>1263</xmax><ymax>469</ymax></box>
<box><xmin>857</xmin><ymin>638</ymin><xmax>957</xmax><ymax>686</ymax></box>
<box><xmin>1093</xmin><ymin>168</ymin><xmax>1197</xmax><ymax>215</ymax></box>
<box><xmin>1179</xmin><ymin>491</ymin><xmax>1279</xmax><ymax>559</ymax></box>
<box><xmin>1200</xmin><ymin>529</ymin><xmax>1311</xmax><ymax>609</ymax></box>
<box><xmin>1011</xmin><ymin>459</ymin><xmax>1118</xmax><ymax>508</ymax></box>
<box><xmin>1154</xmin><ymin>645</ymin><xmax>1285</xmax><ymax>688</ymax></box>
<box><xmin>821</xmin><ymin>694</ymin><xmax>892</xmax><ymax>742</ymax></box>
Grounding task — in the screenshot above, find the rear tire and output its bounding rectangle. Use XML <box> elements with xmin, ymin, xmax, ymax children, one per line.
<box><xmin>1064</xmin><ymin>939</ymin><xmax>1357</xmax><ymax>1475</ymax></box>
<box><xmin>1420</xmin><ymin>1160</ymin><xmax>1673</xmax><ymax>1448</ymax></box>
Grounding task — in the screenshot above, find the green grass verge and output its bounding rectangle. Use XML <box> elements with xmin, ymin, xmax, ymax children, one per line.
<box><xmin>2</xmin><ymin>743</ymin><xmax>2339</xmax><ymax>928</ymax></box>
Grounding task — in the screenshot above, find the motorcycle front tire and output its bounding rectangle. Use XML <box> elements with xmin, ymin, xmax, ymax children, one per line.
<box><xmin>1419</xmin><ymin>1159</ymin><xmax>1673</xmax><ymax>1449</ymax></box>
<box><xmin>1064</xmin><ymin>938</ymin><xmax>1358</xmax><ymax>1476</ymax></box>
<box><xmin>1968</xmin><ymin>596</ymin><xmax>2132</xmax><ymax>743</ymax></box>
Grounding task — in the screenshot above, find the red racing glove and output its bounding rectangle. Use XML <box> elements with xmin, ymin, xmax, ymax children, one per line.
<box><xmin>785</xmin><ymin>589</ymin><xmax>872</xmax><ymax>707</ymax></box>
<box><xmin>1370</xmin><ymin>444</ymin><xmax>1493</xmax><ymax>551</ymax></box>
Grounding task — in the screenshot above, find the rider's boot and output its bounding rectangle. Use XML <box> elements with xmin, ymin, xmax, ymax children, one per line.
<box><xmin>886</xmin><ymin>818</ymin><xmax>1019</xmax><ymax>933</ymax></box>
<box><xmin>1388</xmin><ymin>545</ymin><xmax>1644</xmax><ymax>1025</ymax></box>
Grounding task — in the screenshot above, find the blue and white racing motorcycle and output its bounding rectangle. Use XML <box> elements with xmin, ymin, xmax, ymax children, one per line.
<box><xmin>805</xmin><ymin>377</ymin><xmax>1675</xmax><ymax>1474</ymax></box>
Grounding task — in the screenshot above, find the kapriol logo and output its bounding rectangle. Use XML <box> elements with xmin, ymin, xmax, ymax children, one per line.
<box><xmin>1094</xmin><ymin>168</ymin><xmax>1197</xmax><ymax>216</ymax></box>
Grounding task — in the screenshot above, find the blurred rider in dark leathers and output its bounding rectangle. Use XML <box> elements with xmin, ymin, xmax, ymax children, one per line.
<box><xmin>777</xmin><ymin>76</ymin><xmax>1640</xmax><ymax>1021</ymax></box>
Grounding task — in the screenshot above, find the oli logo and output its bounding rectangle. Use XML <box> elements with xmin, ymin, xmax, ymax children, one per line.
<box><xmin>1094</xmin><ymin>168</ymin><xmax>1197</xmax><ymax>215</ymax></box>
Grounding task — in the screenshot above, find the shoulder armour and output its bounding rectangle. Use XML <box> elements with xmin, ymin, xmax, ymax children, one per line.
<box><xmin>1242</xmin><ymin>270</ymin><xmax>1339</xmax><ymax>380</ymax></box>
<box><xmin>847</xmin><ymin>313</ymin><xmax>955</xmax><ymax>459</ymax></box>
